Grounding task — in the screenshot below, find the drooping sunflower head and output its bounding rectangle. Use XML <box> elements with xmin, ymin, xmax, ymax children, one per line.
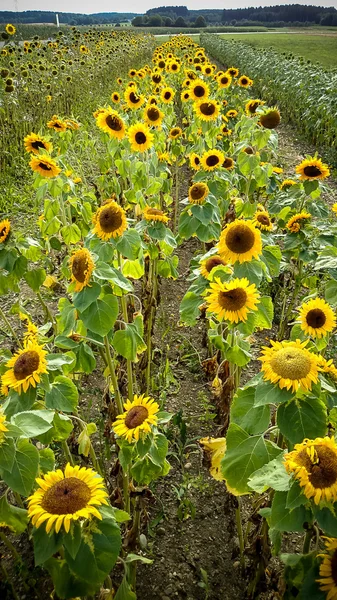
<box><xmin>143</xmin><ymin>206</ymin><xmax>169</xmax><ymax>223</ymax></box>
<box><xmin>24</xmin><ymin>133</ymin><xmax>52</xmax><ymax>155</ymax></box>
<box><xmin>218</xmin><ymin>219</ymin><xmax>262</xmax><ymax>264</ymax></box>
<box><xmin>194</xmin><ymin>99</ymin><xmax>220</xmax><ymax>122</ymax></box>
<box><xmin>69</xmin><ymin>248</ymin><xmax>95</xmax><ymax>292</ymax></box>
<box><xmin>190</xmin><ymin>79</ymin><xmax>209</xmax><ymax>102</ymax></box>
<box><xmin>112</xmin><ymin>394</ymin><xmax>160</xmax><ymax>443</ymax></box>
<box><xmin>2</xmin><ymin>340</ymin><xmax>48</xmax><ymax>395</ymax></box>
<box><xmin>298</xmin><ymin>298</ymin><xmax>336</xmax><ymax>339</ymax></box>
<box><xmin>92</xmin><ymin>200</ymin><xmax>127</xmax><ymax>241</ymax></box>
<box><xmin>286</xmin><ymin>212</ymin><xmax>311</xmax><ymax>233</ymax></box>
<box><xmin>201</xmin><ymin>149</ymin><xmax>225</xmax><ymax>172</ymax></box>
<box><xmin>124</xmin><ymin>87</ymin><xmax>145</xmax><ymax>110</ymax></box>
<box><xmin>0</xmin><ymin>220</ymin><xmax>10</xmax><ymax>243</ymax></box>
<box><xmin>29</xmin><ymin>155</ymin><xmax>61</xmax><ymax>179</ymax></box>
<box><xmin>128</xmin><ymin>122</ymin><xmax>154</xmax><ymax>153</ymax></box>
<box><xmin>295</xmin><ymin>157</ymin><xmax>330</xmax><ymax>181</ymax></box>
<box><xmin>245</xmin><ymin>99</ymin><xmax>264</xmax><ymax>115</ymax></box>
<box><xmin>143</xmin><ymin>104</ymin><xmax>164</xmax><ymax>128</ymax></box>
<box><xmin>28</xmin><ymin>463</ymin><xmax>108</xmax><ymax>534</ymax></box>
<box><xmin>47</xmin><ymin>115</ymin><xmax>67</xmax><ymax>132</ymax></box>
<box><xmin>285</xmin><ymin>437</ymin><xmax>337</xmax><ymax>505</ymax></box>
<box><xmin>259</xmin><ymin>338</ymin><xmax>320</xmax><ymax>393</ymax></box>
<box><xmin>222</xmin><ymin>157</ymin><xmax>235</xmax><ymax>170</ymax></box>
<box><xmin>95</xmin><ymin>107</ymin><xmax>125</xmax><ymax>140</ymax></box>
<box><xmin>169</xmin><ymin>127</ymin><xmax>182</xmax><ymax>140</ymax></box>
<box><xmin>188</xmin><ymin>182</ymin><xmax>209</xmax><ymax>205</ymax></box>
<box><xmin>317</xmin><ymin>537</ymin><xmax>337</xmax><ymax>596</ymax></box>
<box><xmin>160</xmin><ymin>86</ymin><xmax>175</xmax><ymax>104</ymax></box>
<box><xmin>205</xmin><ymin>277</ymin><xmax>260</xmax><ymax>323</ymax></box>
<box><xmin>189</xmin><ymin>153</ymin><xmax>201</xmax><ymax>171</ymax></box>
<box><xmin>253</xmin><ymin>210</ymin><xmax>273</xmax><ymax>232</ymax></box>
<box><xmin>199</xmin><ymin>255</ymin><xmax>227</xmax><ymax>280</ymax></box>
<box><xmin>259</xmin><ymin>108</ymin><xmax>281</xmax><ymax>129</ymax></box>
<box><xmin>280</xmin><ymin>179</ymin><xmax>297</xmax><ymax>190</ymax></box>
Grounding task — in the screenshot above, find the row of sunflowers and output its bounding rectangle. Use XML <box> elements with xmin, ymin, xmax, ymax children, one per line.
<box><xmin>1</xmin><ymin>29</ymin><xmax>337</xmax><ymax>599</ymax></box>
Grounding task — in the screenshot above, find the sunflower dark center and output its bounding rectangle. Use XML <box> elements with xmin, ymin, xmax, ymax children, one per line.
<box><xmin>248</xmin><ymin>101</ymin><xmax>259</xmax><ymax>113</ymax></box>
<box><xmin>72</xmin><ymin>255</ymin><xmax>89</xmax><ymax>283</ymax></box>
<box><xmin>125</xmin><ymin>406</ymin><xmax>148</xmax><ymax>429</ymax></box>
<box><xmin>164</xmin><ymin>91</ymin><xmax>171</xmax><ymax>100</ymax></box>
<box><xmin>193</xmin><ymin>85</ymin><xmax>206</xmax><ymax>98</ymax></box>
<box><xmin>206</xmin><ymin>155</ymin><xmax>219</xmax><ymax>167</ymax></box>
<box><xmin>270</xmin><ymin>347</ymin><xmax>311</xmax><ymax>380</ymax></box>
<box><xmin>225</xmin><ymin>224</ymin><xmax>255</xmax><ymax>254</ymax></box>
<box><xmin>158</xmin><ymin>60</ymin><xmax>165</xmax><ymax>68</ymax></box>
<box><xmin>244</xmin><ymin>147</ymin><xmax>254</xmax><ymax>154</ymax></box>
<box><xmin>129</xmin><ymin>91</ymin><xmax>140</xmax><ymax>104</ymax></box>
<box><xmin>147</xmin><ymin>107</ymin><xmax>160</xmax><ymax>121</ymax></box>
<box><xmin>147</xmin><ymin>208</ymin><xmax>163</xmax><ymax>216</ymax></box>
<box><xmin>0</xmin><ymin>226</ymin><xmax>8</xmax><ymax>237</ymax></box>
<box><xmin>218</xmin><ymin>288</ymin><xmax>247</xmax><ymax>311</ymax></box>
<box><xmin>171</xmin><ymin>128</ymin><xmax>180</xmax><ymax>137</ymax></box>
<box><xmin>205</xmin><ymin>257</ymin><xmax>225</xmax><ymax>272</ymax></box>
<box><xmin>135</xmin><ymin>132</ymin><xmax>147</xmax><ymax>145</ymax></box>
<box><xmin>223</xmin><ymin>158</ymin><xmax>233</xmax><ymax>169</ymax></box>
<box><xmin>297</xmin><ymin>446</ymin><xmax>337</xmax><ymax>489</ymax></box>
<box><xmin>14</xmin><ymin>350</ymin><xmax>40</xmax><ymax>380</ymax></box>
<box><xmin>31</xmin><ymin>140</ymin><xmax>46</xmax><ymax>150</ymax></box>
<box><xmin>106</xmin><ymin>115</ymin><xmax>123</xmax><ymax>132</ymax></box>
<box><xmin>330</xmin><ymin>551</ymin><xmax>337</xmax><ymax>586</ymax></box>
<box><xmin>38</xmin><ymin>162</ymin><xmax>52</xmax><ymax>171</ymax></box>
<box><xmin>257</xmin><ymin>214</ymin><xmax>270</xmax><ymax>225</ymax></box>
<box><xmin>171</xmin><ymin>64</ymin><xmax>178</xmax><ymax>70</ymax></box>
<box><xmin>200</xmin><ymin>102</ymin><xmax>216</xmax><ymax>116</ymax></box>
<box><xmin>241</xmin><ymin>78</ymin><xmax>248</xmax><ymax>85</ymax></box>
<box><xmin>152</xmin><ymin>74</ymin><xmax>161</xmax><ymax>83</ymax></box>
<box><xmin>190</xmin><ymin>184</ymin><xmax>207</xmax><ymax>200</ymax></box>
<box><xmin>99</xmin><ymin>206</ymin><xmax>123</xmax><ymax>232</ymax></box>
<box><xmin>306</xmin><ymin>308</ymin><xmax>326</xmax><ymax>329</ymax></box>
<box><xmin>41</xmin><ymin>477</ymin><xmax>91</xmax><ymax>514</ymax></box>
<box><xmin>53</xmin><ymin>122</ymin><xmax>62</xmax><ymax>129</ymax></box>
<box><xmin>303</xmin><ymin>165</ymin><xmax>322</xmax><ymax>178</ymax></box>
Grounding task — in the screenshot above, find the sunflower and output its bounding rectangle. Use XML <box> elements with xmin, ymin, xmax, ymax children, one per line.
<box><xmin>28</xmin><ymin>463</ymin><xmax>108</xmax><ymax>534</ymax></box>
<box><xmin>281</xmin><ymin>179</ymin><xmax>297</xmax><ymax>190</ymax></box>
<box><xmin>194</xmin><ymin>99</ymin><xmax>220</xmax><ymax>122</ymax></box>
<box><xmin>188</xmin><ymin>182</ymin><xmax>209</xmax><ymax>205</ymax></box>
<box><xmin>199</xmin><ymin>437</ymin><xmax>226</xmax><ymax>481</ymax></box>
<box><xmin>92</xmin><ymin>200</ymin><xmax>127</xmax><ymax>241</ymax></box>
<box><xmin>24</xmin><ymin>133</ymin><xmax>52</xmax><ymax>155</ymax></box>
<box><xmin>217</xmin><ymin>73</ymin><xmax>232</xmax><ymax>89</ymax></box>
<box><xmin>124</xmin><ymin>88</ymin><xmax>145</xmax><ymax>110</ymax></box>
<box><xmin>221</xmin><ymin>125</ymin><xmax>232</xmax><ymax>136</ymax></box>
<box><xmin>0</xmin><ymin>220</ymin><xmax>10</xmax><ymax>243</ymax></box>
<box><xmin>218</xmin><ymin>220</ymin><xmax>262</xmax><ymax>264</ymax></box>
<box><xmin>143</xmin><ymin>206</ymin><xmax>169</xmax><ymax>223</ymax></box>
<box><xmin>286</xmin><ymin>212</ymin><xmax>311</xmax><ymax>233</ymax></box>
<box><xmin>2</xmin><ymin>340</ymin><xmax>48</xmax><ymax>395</ymax></box>
<box><xmin>160</xmin><ymin>87</ymin><xmax>175</xmax><ymax>104</ymax></box>
<box><xmin>47</xmin><ymin>115</ymin><xmax>67</xmax><ymax>132</ymax></box>
<box><xmin>189</xmin><ymin>153</ymin><xmax>201</xmax><ymax>170</ymax></box>
<box><xmin>112</xmin><ymin>394</ymin><xmax>159</xmax><ymax>442</ymax></box>
<box><xmin>317</xmin><ymin>537</ymin><xmax>337</xmax><ymax>598</ymax></box>
<box><xmin>253</xmin><ymin>210</ymin><xmax>273</xmax><ymax>232</ymax></box>
<box><xmin>69</xmin><ymin>248</ymin><xmax>95</xmax><ymax>292</ymax></box>
<box><xmin>318</xmin><ymin>356</ymin><xmax>337</xmax><ymax>381</ymax></box>
<box><xmin>222</xmin><ymin>157</ymin><xmax>235</xmax><ymax>170</ymax></box>
<box><xmin>5</xmin><ymin>23</ymin><xmax>16</xmax><ymax>35</ymax></box>
<box><xmin>227</xmin><ymin>67</ymin><xmax>239</xmax><ymax>77</ymax></box>
<box><xmin>0</xmin><ymin>413</ymin><xmax>8</xmax><ymax>445</ymax></box>
<box><xmin>295</xmin><ymin>157</ymin><xmax>330</xmax><ymax>181</ymax></box>
<box><xmin>199</xmin><ymin>255</ymin><xmax>227</xmax><ymax>279</ymax></box>
<box><xmin>189</xmin><ymin>79</ymin><xmax>209</xmax><ymax>102</ymax></box>
<box><xmin>238</xmin><ymin>76</ymin><xmax>252</xmax><ymax>88</ymax></box>
<box><xmin>169</xmin><ymin>127</ymin><xmax>182</xmax><ymax>140</ymax></box>
<box><xmin>128</xmin><ymin>68</ymin><xmax>136</xmax><ymax>77</ymax></box>
<box><xmin>201</xmin><ymin>149</ymin><xmax>225</xmax><ymax>172</ymax></box>
<box><xmin>128</xmin><ymin>122</ymin><xmax>154</xmax><ymax>153</ymax></box>
<box><xmin>30</xmin><ymin>156</ymin><xmax>61</xmax><ymax>179</ymax></box>
<box><xmin>285</xmin><ymin>437</ymin><xmax>337</xmax><ymax>505</ymax></box>
<box><xmin>111</xmin><ymin>91</ymin><xmax>120</xmax><ymax>103</ymax></box>
<box><xmin>143</xmin><ymin>105</ymin><xmax>164</xmax><ymax>128</ymax></box>
<box><xmin>95</xmin><ymin>107</ymin><xmax>125</xmax><ymax>140</ymax></box>
<box><xmin>181</xmin><ymin>90</ymin><xmax>190</xmax><ymax>102</ymax></box>
<box><xmin>205</xmin><ymin>277</ymin><xmax>260</xmax><ymax>323</ymax></box>
<box><xmin>226</xmin><ymin>109</ymin><xmax>238</xmax><ymax>119</ymax></box>
<box><xmin>245</xmin><ymin>99</ymin><xmax>264</xmax><ymax>115</ymax></box>
<box><xmin>259</xmin><ymin>339</ymin><xmax>320</xmax><ymax>393</ymax></box>
<box><xmin>259</xmin><ymin>108</ymin><xmax>281</xmax><ymax>129</ymax></box>
<box><xmin>298</xmin><ymin>298</ymin><xmax>336</xmax><ymax>339</ymax></box>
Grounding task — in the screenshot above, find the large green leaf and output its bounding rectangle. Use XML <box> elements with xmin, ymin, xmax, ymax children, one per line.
<box><xmin>24</xmin><ymin>268</ymin><xmax>46</xmax><ymax>292</ymax></box>
<box><xmin>270</xmin><ymin>491</ymin><xmax>311</xmax><ymax>532</ymax></box>
<box><xmin>248</xmin><ymin>454</ymin><xmax>291</xmax><ymax>493</ymax></box>
<box><xmin>277</xmin><ymin>396</ymin><xmax>327</xmax><ymax>444</ymax></box>
<box><xmin>0</xmin><ymin>438</ymin><xmax>16</xmax><ymax>471</ymax></box>
<box><xmin>81</xmin><ymin>295</ymin><xmax>118</xmax><ymax>336</ymax></box>
<box><xmin>313</xmin><ymin>504</ymin><xmax>337</xmax><ymax>537</ymax></box>
<box><xmin>0</xmin><ymin>494</ymin><xmax>28</xmax><ymax>533</ymax></box>
<box><xmin>255</xmin><ymin>296</ymin><xmax>274</xmax><ymax>330</ymax></box>
<box><xmin>112</xmin><ymin>321</ymin><xmax>146</xmax><ymax>361</ymax></box>
<box><xmin>230</xmin><ymin>386</ymin><xmax>270</xmax><ymax>435</ymax></box>
<box><xmin>179</xmin><ymin>291</ymin><xmax>202</xmax><ymax>326</ymax></box>
<box><xmin>33</xmin><ymin>526</ymin><xmax>64</xmax><ymax>566</ymax></box>
<box><xmin>1</xmin><ymin>439</ymin><xmax>39</xmax><ymax>496</ymax></box>
<box><xmin>45</xmin><ymin>557</ymin><xmax>96</xmax><ymax>599</ymax></box>
<box><xmin>45</xmin><ymin>376</ymin><xmax>79</xmax><ymax>413</ymax></box>
<box><xmin>73</xmin><ymin>283</ymin><xmax>101</xmax><ymax>312</ymax></box>
<box><xmin>11</xmin><ymin>410</ymin><xmax>55</xmax><ymax>438</ymax></box>
<box><xmin>255</xmin><ymin>380</ymin><xmax>294</xmax><ymax>407</ymax></box>
<box><xmin>221</xmin><ymin>423</ymin><xmax>282</xmax><ymax>495</ymax></box>
<box><xmin>116</xmin><ymin>229</ymin><xmax>142</xmax><ymax>260</ymax></box>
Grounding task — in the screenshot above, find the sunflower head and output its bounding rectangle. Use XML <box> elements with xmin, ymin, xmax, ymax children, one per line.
<box><xmin>317</xmin><ymin>537</ymin><xmax>337</xmax><ymax>596</ymax></box>
<box><xmin>29</xmin><ymin>156</ymin><xmax>61</xmax><ymax>179</ymax></box>
<box><xmin>28</xmin><ymin>463</ymin><xmax>108</xmax><ymax>534</ymax></box>
<box><xmin>0</xmin><ymin>220</ymin><xmax>10</xmax><ymax>243</ymax></box>
<box><xmin>169</xmin><ymin>127</ymin><xmax>182</xmax><ymax>140</ymax></box>
<box><xmin>259</xmin><ymin>108</ymin><xmax>281</xmax><ymax>129</ymax></box>
<box><xmin>95</xmin><ymin>107</ymin><xmax>125</xmax><ymax>140</ymax></box>
<box><xmin>143</xmin><ymin>206</ymin><xmax>169</xmax><ymax>223</ymax></box>
<box><xmin>218</xmin><ymin>219</ymin><xmax>262</xmax><ymax>265</ymax></box>
<box><xmin>298</xmin><ymin>298</ymin><xmax>336</xmax><ymax>339</ymax></box>
<box><xmin>195</xmin><ymin>99</ymin><xmax>220</xmax><ymax>122</ymax></box>
<box><xmin>199</xmin><ymin>255</ymin><xmax>227</xmax><ymax>279</ymax></box>
<box><xmin>188</xmin><ymin>182</ymin><xmax>209</xmax><ymax>205</ymax></box>
<box><xmin>128</xmin><ymin>122</ymin><xmax>154</xmax><ymax>153</ymax></box>
<box><xmin>222</xmin><ymin>157</ymin><xmax>234</xmax><ymax>170</ymax></box>
<box><xmin>286</xmin><ymin>212</ymin><xmax>311</xmax><ymax>233</ymax></box>
<box><xmin>205</xmin><ymin>277</ymin><xmax>260</xmax><ymax>323</ymax></box>
<box><xmin>111</xmin><ymin>92</ymin><xmax>120</xmax><ymax>103</ymax></box>
<box><xmin>285</xmin><ymin>437</ymin><xmax>337</xmax><ymax>505</ymax></box>
<box><xmin>92</xmin><ymin>200</ymin><xmax>127</xmax><ymax>241</ymax></box>
<box><xmin>47</xmin><ymin>116</ymin><xmax>67</xmax><ymax>132</ymax></box>
<box><xmin>113</xmin><ymin>394</ymin><xmax>159</xmax><ymax>443</ymax></box>
<box><xmin>201</xmin><ymin>149</ymin><xmax>225</xmax><ymax>172</ymax></box>
<box><xmin>189</xmin><ymin>153</ymin><xmax>201</xmax><ymax>171</ymax></box>
<box><xmin>124</xmin><ymin>87</ymin><xmax>144</xmax><ymax>110</ymax></box>
<box><xmin>24</xmin><ymin>133</ymin><xmax>52</xmax><ymax>155</ymax></box>
<box><xmin>160</xmin><ymin>87</ymin><xmax>175</xmax><ymax>104</ymax></box>
<box><xmin>69</xmin><ymin>248</ymin><xmax>95</xmax><ymax>292</ymax></box>
<box><xmin>144</xmin><ymin>105</ymin><xmax>164</xmax><ymax>128</ymax></box>
<box><xmin>238</xmin><ymin>76</ymin><xmax>252</xmax><ymax>88</ymax></box>
<box><xmin>280</xmin><ymin>179</ymin><xmax>297</xmax><ymax>190</ymax></box>
<box><xmin>245</xmin><ymin>99</ymin><xmax>264</xmax><ymax>115</ymax></box>
<box><xmin>190</xmin><ymin>79</ymin><xmax>209</xmax><ymax>102</ymax></box>
<box><xmin>217</xmin><ymin>73</ymin><xmax>232</xmax><ymax>88</ymax></box>
<box><xmin>2</xmin><ymin>340</ymin><xmax>48</xmax><ymax>395</ymax></box>
<box><xmin>5</xmin><ymin>24</ymin><xmax>16</xmax><ymax>35</ymax></box>
<box><xmin>253</xmin><ymin>210</ymin><xmax>273</xmax><ymax>232</ymax></box>
<box><xmin>295</xmin><ymin>157</ymin><xmax>330</xmax><ymax>181</ymax></box>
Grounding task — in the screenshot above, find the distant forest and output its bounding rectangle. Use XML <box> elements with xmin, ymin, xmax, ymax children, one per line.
<box><xmin>1</xmin><ymin>4</ymin><xmax>337</xmax><ymax>27</ymax></box>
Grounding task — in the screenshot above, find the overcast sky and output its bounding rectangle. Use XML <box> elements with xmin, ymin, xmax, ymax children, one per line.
<box><xmin>1</xmin><ymin>0</ymin><xmax>337</xmax><ymax>14</ymax></box>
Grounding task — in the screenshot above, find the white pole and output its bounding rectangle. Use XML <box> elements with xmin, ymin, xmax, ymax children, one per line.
<box><xmin>56</xmin><ymin>13</ymin><xmax>59</xmax><ymax>27</ymax></box>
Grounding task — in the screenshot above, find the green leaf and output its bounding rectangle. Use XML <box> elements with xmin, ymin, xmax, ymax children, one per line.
<box><xmin>73</xmin><ymin>283</ymin><xmax>101</xmax><ymax>312</ymax></box>
<box><xmin>0</xmin><ymin>438</ymin><xmax>16</xmax><ymax>471</ymax></box>
<box><xmin>1</xmin><ymin>439</ymin><xmax>39</xmax><ymax>496</ymax></box>
<box><xmin>262</xmin><ymin>245</ymin><xmax>282</xmax><ymax>277</ymax></box>
<box><xmin>39</xmin><ymin>448</ymin><xmax>55</xmax><ymax>474</ymax></box>
<box><xmin>270</xmin><ymin>491</ymin><xmax>311</xmax><ymax>532</ymax></box>
<box><xmin>123</xmin><ymin>259</ymin><xmax>145</xmax><ymax>279</ymax></box>
<box><xmin>24</xmin><ymin>268</ymin><xmax>46</xmax><ymax>292</ymax></box>
<box><xmin>47</xmin><ymin>353</ymin><xmax>76</xmax><ymax>371</ymax></box>
<box><xmin>45</xmin><ymin>376</ymin><xmax>79</xmax><ymax>413</ymax></box>
<box><xmin>81</xmin><ymin>295</ymin><xmax>118</xmax><ymax>336</ymax></box>
<box><xmin>325</xmin><ymin>279</ymin><xmax>337</xmax><ymax>306</ymax></box>
<box><xmin>286</xmin><ymin>481</ymin><xmax>308</xmax><ymax>510</ymax></box>
<box><xmin>116</xmin><ymin>229</ymin><xmax>141</xmax><ymax>260</ymax></box>
<box><xmin>255</xmin><ymin>380</ymin><xmax>294</xmax><ymax>407</ymax></box>
<box><xmin>75</xmin><ymin>343</ymin><xmax>96</xmax><ymax>374</ymax></box>
<box><xmin>11</xmin><ymin>410</ymin><xmax>55</xmax><ymax>438</ymax></box>
<box><xmin>61</xmin><ymin>224</ymin><xmax>81</xmax><ymax>245</ymax></box>
<box><xmin>231</xmin><ymin>386</ymin><xmax>270</xmax><ymax>435</ymax></box>
<box><xmin>45</xmin><ymin>557</ymin><xmax>95</xmax><ymax>599</ymax></box>
<box><xmin>248</xmin><ymin>454</ymin><xmax>291</xmax><ymax>493</ymax></box>
<box><xmin>0</xmin><ymin>494</ymin><xmax>28</xmax><ymax>533</ymax></box>
<box><xmin>112</xmin><ymin>322</ymin><xmax>146</xmax><ymax>361</ymax></box>
<box><xmin>277</xmin><ymin>396</ymin><xmax>327</xmax><ymax>444</ymax></box>
<box><xmin>179</xmin><ymin>291</ymin><xmax>202</xmax><ymax>326</ymax></box>
<box><xmin>114</xmin><ymin>576</ymin><xmax>136</xmax><ymax>600</ymax></box>
<box><xmin>221</xmin><ymin>424</ymin><xmax>282</xmax><ymax>495</ymax></box>
<box><xmin>313</xmin><ymin>504</ymin><xmax>337</xmax><ymax>537</ymax></box>
<box><xmin>33</xmin><ymin>526</ymin><xmax>64</xmax><ymax>566</ymax></box>
<box><xmin>148</xmin><ymin>434</ymin><xmax>168</xmax><ymax>467</ymax></box>
<box><xmin>255</xmin><ymin>296</ymin><xmax>274</xmax><ymax>330</ymax></box>
<box><xmin>233</xmin><ymin>259</ymin><xmax>264</xmax><ymax>286</ymax></box>
<box><xmin>226</xmin><ymin>336</ymin><xmax>252</xmax><ymax>367</ymax></box>
<box><xmin>63</xmin><ymin>522</ymin><xmax>82</xmax><ymax>560</ymax></box>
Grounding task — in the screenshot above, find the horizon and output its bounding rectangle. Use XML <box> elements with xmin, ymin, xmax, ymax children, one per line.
<box><xmin>1</xmin><ymin>0</ymin><xmax>337</xmax><ymax>16</ymax></box>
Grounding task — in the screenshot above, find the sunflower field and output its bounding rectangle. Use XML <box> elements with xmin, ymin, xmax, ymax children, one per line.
<box><xmin>1</xmin><ymin>24</ymin><xmax>337</xmax><ymax>600</ymax></box>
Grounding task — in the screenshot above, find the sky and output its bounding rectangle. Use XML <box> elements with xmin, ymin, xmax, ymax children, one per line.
<box><xmin>1</xmin><ymin>0</ymin><xmax>336</xmax><ymax>14</ymax></box>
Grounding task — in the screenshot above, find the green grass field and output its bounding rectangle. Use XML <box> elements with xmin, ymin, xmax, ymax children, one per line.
<box><xmin>219</xmin><ymin>32</ymin><xmax>337</xmax><ymax>68</ymax></box>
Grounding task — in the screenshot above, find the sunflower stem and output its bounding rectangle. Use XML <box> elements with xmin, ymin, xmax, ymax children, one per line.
<box><xmin>0</xmin><ymin>307</ymin><xmax>22</xmax><ymax>348</ymax></box>
<box><xmin>173</xmin><ymin>160</ymin><xmax>179</xmax><ymax>234</ymax></box>
<box><xmin>145</xmin><ymin>256</ymin><xmax>157</xmax><ymax>394</ymax></box>
<box><xmin>235</xmin><ymin>498</ymin><xmax>245</xmax><ymax>569</ymax></box>
<box><xmin>123</xmin><ymin>467</ymin><xmax>131</xmax><ymax>515</ymax></box>
<box><xmin>62</xmin><ymin>440</ymin><xmax>74</xmax><ymax>466</ymax></box>
<box><xmin>36</xmin><ymin>292</ymin><xmax>55</xmax><ymax>328</ymax></box>
<box><xmin>0</xmin><ymin>531</ymin><xmax>21</xmax><ymax>562</ymax></box>
<box><xmin>302</xmin><ymin>528</ymin><xmax>313</xmax><ymax>554</ymax></box>
<box><xmin>104</xmin><ymin>336</ymin><xmax>123</xmax><ymax>415</ymax></box>
<box><xmin>118</xmin><ymin>253</ymin><xmax>134</xmax><ymax>403</ymax></box>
